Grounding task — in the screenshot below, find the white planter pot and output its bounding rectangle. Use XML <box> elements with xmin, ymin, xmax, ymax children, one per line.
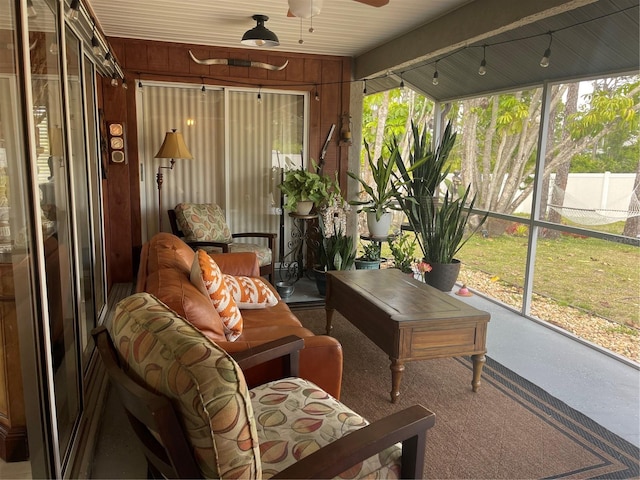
<box><xmin>367</xmin><ymin>211</ymin><xmax>392</xmax><ymax>238</ymax></box>
<box><xmin>296</xmin><ymin>200</ymin><xmax>314</xmax><ymax>215</ymax></box>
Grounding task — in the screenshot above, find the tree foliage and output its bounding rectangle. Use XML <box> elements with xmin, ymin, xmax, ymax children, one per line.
<box><xmin>361</xmin><ymin>74</ymin><xmax>640</xmax><ymax>236</ymax></box>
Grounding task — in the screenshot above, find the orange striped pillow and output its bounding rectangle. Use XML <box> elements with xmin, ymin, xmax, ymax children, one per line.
<box><xmin>223</xmin><ymin>275</ymin><xmax>278</xmax><ymax>309</ymax></box>
<box><xmin>190</xmin><ymin>250</ymin><xmax>243</xmax><ymax>341</ymax></box>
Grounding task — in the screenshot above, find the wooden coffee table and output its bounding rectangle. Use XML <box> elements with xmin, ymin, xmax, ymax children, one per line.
<box><xmin>325</xmin><ymin>269</ymin><xmax>490</xmax><ymax>403</ymax></box>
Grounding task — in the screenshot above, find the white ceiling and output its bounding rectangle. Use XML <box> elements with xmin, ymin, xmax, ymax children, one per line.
<box><xmin>86</xmin><ymin>0</ymin><xmax>639</xmax><ymax>101</ymax></box>
<box><xmin>87</xmin><ymin>0</ymin><xmax>471</xmax><ymax>58</ymax></box>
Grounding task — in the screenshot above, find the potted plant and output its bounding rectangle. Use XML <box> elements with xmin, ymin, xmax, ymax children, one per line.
<box><xmin>406</xmin><ymin>185</ymin><xmax>487</xmax><ymax>291</ymax></box>
<box><xmin>348</xmin><ymin>141</ymin><xmax>400</xmax><ymax>237</ymax></box>
<box><xmin>388</xmin><ymin>233</ymin><xmax>417</xmax><ymax>274</ymax></box>
<box><xmin>392</xmin><ymin>120</ymin><xmax>456</xmax><ymax>228</ymax></box>
<box><xmin>314</xmin><ymin>202</ymin><xmax>356</xmax><ymax>295</ymax></box>
<box><xmin>279</xmin><ymin>161</ymin><xmax>340</xmax><ymax>215</ymax></box>
<box><xmin>354</xmin><ymin>241</ymin><xmax>382</xmax><ymax>270</ymax></box>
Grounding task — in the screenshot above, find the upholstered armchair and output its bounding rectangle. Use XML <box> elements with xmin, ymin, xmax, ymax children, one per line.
<box><xmin>94</xmin><ymin>293</ymin><xmax>436</xmax><ymax>479</ymax></box>
<box><xmin>168</xmin><ymin>203</ymin><xmax>276</xmax><ymax>280</ymax></box>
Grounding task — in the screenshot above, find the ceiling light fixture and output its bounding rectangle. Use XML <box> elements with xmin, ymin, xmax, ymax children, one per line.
<box><xmin>432</xmin><ymin>62</ymin><xmax>439</xmax><ymax>86</ymax></box>
<box><xmin>363</xmin><ymin>79</ymin><xmax>367</xmax><ymax>95</ymax></box>
<box><xmin>540</xmin><ymin>32</ymin><xmax>553</xmax><ymax>68</ymax></box>
<box><xmin>241</xmin><ymin>15</ymin><xmax>279</xmax><ymax>47</ymax></box>
<box><xmin>314</xmin><ymin>85</ymin><xmax>320</xmax><ymax>101</ymax></box>
<box><xmin>399</xmin><ymin>72</ymin><xmax>405</xmax><ymax>89</ymax></box>
<box><xmin>288</xmin><ymin>0</ymin><xmax>323</xmax><ymax>19</ymax></box>
<box><xmin>478</xmin><ymin>45</ymin><xmax>487</xmax><ymax>76</ymax></box>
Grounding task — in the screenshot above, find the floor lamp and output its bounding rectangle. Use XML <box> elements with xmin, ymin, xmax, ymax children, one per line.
<box><xmin>154</xmin><ymin>129</ymin><xmax>193</xmax><ymax>231</ymax></box>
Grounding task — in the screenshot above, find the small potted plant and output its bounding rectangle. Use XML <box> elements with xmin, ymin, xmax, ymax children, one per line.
<box><xmin>279</xmin><ymin>161</ymin><xmax>339</xmax><ymax>215</ymax></box>
<box><xmin>354</xmin><ymin>241</ymin><xmax>382</xmax><ymax>270</ymax></box>
<box><xmin>388</xmin><ymin>233</ymin><xmax>417</xmax><ymax>274</ymax></box>
<box><xmin>314</xmin><ymin>202</ymin><xmax>356</xmax><ymax>295</ymax></box>
<box><xmin>348</xmin><ymin>141</ymin><xmax>400</xmax><ymax>237</ymax></box>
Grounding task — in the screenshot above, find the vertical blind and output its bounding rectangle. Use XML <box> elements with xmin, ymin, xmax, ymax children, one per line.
<box><xmin>138</xmin><ymin>84</ymin><xmax>306</xmax><ymax>263</ymax></box>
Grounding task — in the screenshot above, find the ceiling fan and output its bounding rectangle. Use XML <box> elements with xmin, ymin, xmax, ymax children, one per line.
<box><xmin>287</xmin><ymin>0</ymin><xmax>389</xmax><ymax>18</ymax></box>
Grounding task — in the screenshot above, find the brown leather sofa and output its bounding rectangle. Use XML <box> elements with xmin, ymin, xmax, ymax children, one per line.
<box><xmin>136</xmin><ymin>232</ymin><xmax>343</xmax><ymax>398</ymax></box>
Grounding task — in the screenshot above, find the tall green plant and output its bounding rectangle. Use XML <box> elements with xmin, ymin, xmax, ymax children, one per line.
<box><xmin>348</xmin><ymin>141</ymin><xmax>399</xmax><ymax>221</ymax></box>
<box><xmin>393</xmin><ymin>121</ymin><xmax>456</xmax><ymax>226</ymax></box>
<box><xmin>408</xmin><ymin>186</ymin><xmax>488</xmax><ymax>264</ymax></box>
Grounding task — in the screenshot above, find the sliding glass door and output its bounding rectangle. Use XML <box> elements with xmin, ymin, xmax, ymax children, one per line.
<box><xmin>138</xmin><ymin>83</ymin><xmax>307</xmax><ymax>264</ymax></box>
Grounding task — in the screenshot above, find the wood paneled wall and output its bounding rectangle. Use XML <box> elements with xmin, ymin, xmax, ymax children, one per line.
<box><xmin>99</xmin><ymin>38</ymin><xmax>352</xmax><ymax>283</ymax></box>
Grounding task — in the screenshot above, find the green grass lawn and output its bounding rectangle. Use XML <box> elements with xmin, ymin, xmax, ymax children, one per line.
<box><xmin>382</xmin><ymin>230</ymin><xmax>640</xmax><ymax>329</ymax></box>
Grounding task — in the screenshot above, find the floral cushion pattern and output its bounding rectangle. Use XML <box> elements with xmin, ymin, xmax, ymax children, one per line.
<box><xmin>110</xmin><ymin>292</ymin><xmax>261</xmax><ymax>479</ymax></box>
<box><xmin>175</xmin><ymin>203</ymin><xmax>233</xmax><ymax>243</ymax></box>
<box><xmin>191</xmin><ymin>250</ymin><xmax>243</xmax><ymax>341</ymax></box>
<box><xmin>250</xmin><ymin>378</ymin><xmax>402</xmax><ymax>479</ymax></box>
<box><xmin>229</xmin><ymin>243</ymin><xmax>273</xmax><ymax>268</ymax></box>
<box><xmin>224</xmin><ymin>275</ymin><xmax>279</xmax><ymax>309</ymax></box>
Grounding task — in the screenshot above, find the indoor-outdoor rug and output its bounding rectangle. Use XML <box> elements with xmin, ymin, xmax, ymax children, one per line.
<box><xmin>292</xmin><ymin>307</ymin><xmax>640</xmax><ymax>479</ymax></box>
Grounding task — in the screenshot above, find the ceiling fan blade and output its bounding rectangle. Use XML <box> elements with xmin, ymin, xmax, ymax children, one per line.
<box><xmin>353</xmin><ymin>0</ymin><xmax>389</xmax><ymax>6</ymax></box>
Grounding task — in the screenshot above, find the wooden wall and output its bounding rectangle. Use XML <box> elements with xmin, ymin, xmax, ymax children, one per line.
<box><xmin>99</xmin><ymin>38</ymin><xmax>352</xmax><ymax>284</ymax></box>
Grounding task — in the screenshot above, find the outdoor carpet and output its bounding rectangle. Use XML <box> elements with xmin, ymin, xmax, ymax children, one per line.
<box><xmin>293</xmin><ymin>307</ymin><xmax>640</xmax><ymax>479</ymax></box>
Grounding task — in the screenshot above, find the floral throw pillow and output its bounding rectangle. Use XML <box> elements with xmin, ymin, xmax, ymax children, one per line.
<box><xmin>190</xmin><ymin>250</ymin><xmax>243</xmax><ymax>341</ymax></box>
<box><xmin>224</xmin><ymin>275</ymin><xmax>278</xmax><ymax>309</ymax></box>
<box><xmin>175</xmin><ymin>203</ymin><xmax>233</xmax><ymax>243</ymax></box>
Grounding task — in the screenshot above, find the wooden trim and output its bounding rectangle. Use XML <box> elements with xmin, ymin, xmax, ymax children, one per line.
<box><xmin>0</xmin><ymin>423</ymin><xmax>28</xmax><ymax>462</ymax></box>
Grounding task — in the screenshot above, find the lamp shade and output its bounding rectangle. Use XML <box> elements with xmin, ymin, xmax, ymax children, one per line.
<box><xmin>154</xmin><ymin>130</ymin><xmax>193</xmax><ymax>159</ymax></box>
<box><xmin>241</xmin><ymin>15</ymin><xmax>279</xmax><ymax>47</ymax></box>
<box><xmin>288</xmin><ymin>0</ymin><xmax>323</xmax><ymax>19</ymax></box>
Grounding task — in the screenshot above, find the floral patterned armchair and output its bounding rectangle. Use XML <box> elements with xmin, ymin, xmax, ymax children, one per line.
<box><xmin>93</xmin><ymin>293</ymin><xmax>435</xmax><ymax>479</ymax></box>
<box><xmin>168</xmin><ymin>203</ymin><xmax>276</xmax><ymax>280</ymax></box>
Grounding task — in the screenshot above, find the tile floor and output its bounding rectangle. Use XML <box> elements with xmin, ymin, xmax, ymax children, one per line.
<box><xmin>2</xmin><ymin>277</ymin><xmax>638</xmax><ymax>479</ymax></box>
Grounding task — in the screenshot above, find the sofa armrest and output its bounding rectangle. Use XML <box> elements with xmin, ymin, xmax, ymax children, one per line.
<box><xmin>273</xmin><ymin>405</ymin><xmax>436</xmax><ymax>479</ymax></box>
<box><xmin>210</xmin><ymin>252</ymin><xmax>260</xmax><ymax>277</ymax></box>
<box><xmin>231</xmin><ymin>335</ymin><xmax>304</xmax><ymax>377</ymax></box>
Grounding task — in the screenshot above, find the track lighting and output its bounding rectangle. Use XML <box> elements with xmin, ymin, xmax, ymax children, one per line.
<box><xmin>122</xmin><ymin>78</ymin><xmax>128</xmax><ymax>90</ymax></box>
<box><xmin>111</xmin><ymin>74</ymin><xmax>118</xmax><ymax>87</ymax></box>
<box><xmin>478</xmin><ymin>45</ymin><xmax>487</xmax><ymax>76</ymax></box>
<box><xmin>540</xmin><ymin>32</ymin><xmax>553</xmax><ymax>68</ymax></box>
<box><xmin>66</xmin><ymin>0</ymin><xmax>80</xmax><ymax>21</ymax></box>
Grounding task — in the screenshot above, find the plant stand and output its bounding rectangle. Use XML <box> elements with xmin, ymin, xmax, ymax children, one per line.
<box><xmin>278</xmin><ymin>213</ymin><xmax>318</xmax><ymax>284</ymax></box>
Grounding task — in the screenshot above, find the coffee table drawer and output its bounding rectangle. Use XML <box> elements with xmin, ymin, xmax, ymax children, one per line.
<box><xmin>407</xmin><ymin>325</ymin><xmax>480</xmax><ymax>358</ymax></box>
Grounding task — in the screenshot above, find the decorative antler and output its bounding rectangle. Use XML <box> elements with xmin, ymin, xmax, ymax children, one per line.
<box><xmin>188</xmin><ymin>51</ymin><xmax>289</xmax><ymax>71</ymax></box>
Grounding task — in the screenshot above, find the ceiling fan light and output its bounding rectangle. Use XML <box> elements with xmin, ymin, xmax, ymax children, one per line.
<box><xmin>241</xmin><ymin>15</ymin><xmax>279</xmax><ymax>47</ymax></box>
<box><xmin>288</xmin><ymin>0</ymin><xmax>324</xmax><ymax>19</ymax></box>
